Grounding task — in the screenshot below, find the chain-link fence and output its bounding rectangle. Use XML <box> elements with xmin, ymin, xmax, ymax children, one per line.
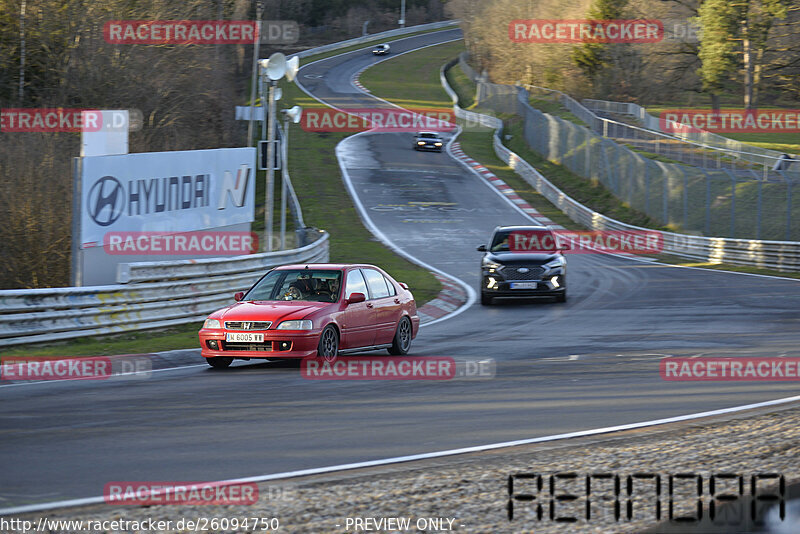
<box><xmin>519</xmin><ymin>91</ymin><xmax>799</xmax><ymax>240</ymax></box>
<box><xmin>456</xmin><ymin>55</ymin><xmax>799</xmax><ymax>241</ymax></box>
<box><xmin>584</xmin><ymin>98</ymin><xmax>800</xmax><ymax>168</ymax></box>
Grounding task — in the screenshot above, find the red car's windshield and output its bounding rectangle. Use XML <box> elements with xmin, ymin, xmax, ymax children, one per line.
<box><xmin>244</xmin><ymin>269</ymin><xmax>343</xmax><ymax>303</ymax></box>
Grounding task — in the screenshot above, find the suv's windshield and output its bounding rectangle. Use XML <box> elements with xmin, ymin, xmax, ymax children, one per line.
<box><xmin>419</xmin><ymin>133</ymin><xmax>438</xmax><ymax>138</ymax></box>
<box><xmin>490</xmin><ymin>229</ymin><xmax>557</xmax><ymax>252</ymax></box>
<box><xmin>245</xmin><ymin>269</ymin><xmax>342</xmax><ymax>303</ymax></box>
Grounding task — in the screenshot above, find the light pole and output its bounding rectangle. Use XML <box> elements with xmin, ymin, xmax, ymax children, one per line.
<box><xmin>247</xmin><ymin>0</ymin><xmax>265</xmax><ymax>146</ymax></box>
<box><xmin>258</xmin><ymin>54</ymin><xmax>300</xmax><ymax>252</ymax></box>
<box><xmin>280</xmin><ymin>106</ymin><xmax>303</xmax><ymax>250</ymax></box>
<box><xmin>399</xmin><ymin>0</ymin><xmax>406</xmax><ymax>27</ymax></box>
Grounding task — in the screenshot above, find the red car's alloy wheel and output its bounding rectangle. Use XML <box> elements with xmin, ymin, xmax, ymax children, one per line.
<box><xmin>318</xmin><ymin>325</ymin><xmax>339</xmax><ymax>362</ymax></box>
<box><xmin>388</xmin><ymin>316</ymin><xmax>412</xmax><ymax>355</ymax></box>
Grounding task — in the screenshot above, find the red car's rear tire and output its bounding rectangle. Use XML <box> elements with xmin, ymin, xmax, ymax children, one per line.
<box><xmin>387</xmin><ymin>316</ymin><xmax>412</xmax><ymax>355</ymax></box>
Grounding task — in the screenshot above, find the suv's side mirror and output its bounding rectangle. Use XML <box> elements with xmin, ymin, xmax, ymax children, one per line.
<box><xmin>346</xmin><ymin>292</ymin><xmax>366</xmax><ymax>305</ymax></box>
<box><xmin>476</xmin><ymin>244</ymin><xmax>487</xmax><ymax>252</ymax></box>
<box><xmin>234</xmin><ymin>291</ymin><xmax>245</xmax><ymax>302</ymax></box>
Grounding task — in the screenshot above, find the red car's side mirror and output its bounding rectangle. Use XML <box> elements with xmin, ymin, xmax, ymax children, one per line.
<box><xmin>398</xmin><ymin>282</ymin><xmax>409</xmax><ymax>290</ymax></box>
<box><xmin>346</xmin><ymin>292</ymin><xmax>366</xmax><ymax>305</ymax></box>
<box><xmin>234</xmin><ymin>291</ymin><xmax>245</xmax><ymax>302</ymax></box>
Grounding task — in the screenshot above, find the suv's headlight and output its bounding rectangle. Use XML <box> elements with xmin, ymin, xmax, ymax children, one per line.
<box><xmin>203</xmin><ymin>318</ymin><xmax>221</xmax><ymax>329</ymax></box>
<box><xmin>482</xmin><ymin>257</ymin><xmax>503</xmax><ymax>271</ymax></box>
<box><xmin>276</xmin><ymin>320</ymin><xmax>313</xmax><ymax>330</ymax></box>
<box><xmin>544</xmin><ymin>258</ymin><xmax>565</xmax><ymax>270</ymax></box>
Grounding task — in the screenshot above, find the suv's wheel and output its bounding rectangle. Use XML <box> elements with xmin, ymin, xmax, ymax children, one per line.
<box><xmin>481</xmin><ymin>292</ymin><xmax>493</xmax><ymax>306</ymax></box>
<box><xmin>207</xmin><ymin>357</ymin><xmax>233</xmax><ymax>369</ymax></box>
<box><xmin>317</xmin><ymin>325</ymin><xmax>339</xmax><ymax>362</ymax></box>
<box><xmin>388</xmin><ymin>316</ymin><xmax>413</xmax><ymax>355</ymax></box>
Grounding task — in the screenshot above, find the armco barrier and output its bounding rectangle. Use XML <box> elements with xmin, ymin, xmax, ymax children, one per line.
<box><xmin>441</xmin><ymin>59</ymin><xmax>800</xmax><ymax>272</ymax></box>
<box><xmin>295</xmin><ymin>20</ymin><xmax>458</xmax><ymax>60</ymax></box>
<box><xmin>0</xmin><ymin>232</ymin><xmax>329</xmax><ymax>346</ymax></box>
<box><xmin>583</xmin><ymin>98</ymin><xmax>800</xmax><ymax>164</ymax></box>
<box><xmin>0</xmin><ymin>21</ymin><xmax>461</xmax><ymax>347</ymax></box>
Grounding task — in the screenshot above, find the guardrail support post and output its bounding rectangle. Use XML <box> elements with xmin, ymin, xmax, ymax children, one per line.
<box><xmin>787</xmin><ymin>181</ymin><xmax>793</xmax><ymax>241</ymax></box>
<box><xmin>705</xmin><ymin>174</ymin><xmax>711</xmax><ymax>236</ymax></box>
<box><xmin>756</xmin><ymin>179</ymin><xmax>762</xmax><ymax>239</ymax></box>
<box><xmin>730</xmin><ymin>174</ymin><xmax>736</xmax><ymax>237</ymax></box>
<box><xmin>663</xmin><ymin>167</ymin><xmax>669</xmax><ymax>224</ymax></box>
<box><xmin>682</xmin><ymin>168</ymin><xmax>689</xmax><ymax>231</ymax></box>
<box><xmin>645</xmin><ymin>160</ymin><xmax>650</xmax><ymax>215</ymax></box>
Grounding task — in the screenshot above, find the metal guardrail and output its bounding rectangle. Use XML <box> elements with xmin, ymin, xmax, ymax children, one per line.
<box><xmin>583</xmin><ymin>98</ymin><xmax>800</xmax><ymax>164</ymax></box>
<box><xmin>295</xmin><ymin>20</ymin><xmax>459</xmax><ymax>60</ymax></box>
<box><xmin>520</xmin><ymin>82</ymin><xmax>793</xmax><ymax>173</ymax></box>
<box><xmin>441</xmin><ymin>58</ymin><xmax>800</xmax><ymax>272</ymax></box>
<box><xmin>0</xmin><ymin>232</ymin><xmax>329</xmax><ymax>346</ymax></box>
<box><xmin>0</xmin><ymin>21</ymin><xmax>461</xmax><ymax>348</ymax></box>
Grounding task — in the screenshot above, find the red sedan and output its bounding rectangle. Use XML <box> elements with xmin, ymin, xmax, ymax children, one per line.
<box><xmin>199</xmin><ymin>263</ymin><xmax>420</xmax><ymax>368</ymax></box>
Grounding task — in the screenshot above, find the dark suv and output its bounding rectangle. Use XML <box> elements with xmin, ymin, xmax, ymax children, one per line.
<box><xmin>477</xmin><ymin>225</ymin><xmax>568</xmax><ymax>305</ymax></box>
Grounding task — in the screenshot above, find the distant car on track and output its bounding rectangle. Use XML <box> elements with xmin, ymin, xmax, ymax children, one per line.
<box><xmin>199</xmin><ymin>264</ymin><xmax>419</xmax><ymax>368</ymax></box>
<box><xmin>372</xmin><ymin>44</ymin><xmax>390</xmax><ymax>55</ymax></box>
<box><xmin>477</xmin><ymin>226</ymin><xmax>569</xmax><ymax>305</ymax></box>
<box><xmin>414</xmin><ymin>131</ymin><xmax>443</xmax><ymax>151</ymax></box>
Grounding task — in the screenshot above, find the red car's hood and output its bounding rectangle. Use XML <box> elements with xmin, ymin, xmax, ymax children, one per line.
<box><xmin>214</xmin><ymin>300</ymin><xmax>335</xmax><ymax>323</ymax></box>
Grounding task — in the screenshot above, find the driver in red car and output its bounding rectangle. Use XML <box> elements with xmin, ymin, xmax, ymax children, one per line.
<box><xmin>286</xmin><ymin>275</ymin><xmax>314</xmax><ymax>299</ymax></box>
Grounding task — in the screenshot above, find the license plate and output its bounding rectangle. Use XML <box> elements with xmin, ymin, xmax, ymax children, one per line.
<box><xmin>510</xmin><ymin>282</ymin><xmax>537</xmax><ymax>289</ymax></box>
<box><xmin>226</xmin><ymin>332</ymin><xmax>265</xmax><ymax>343</ymax></box>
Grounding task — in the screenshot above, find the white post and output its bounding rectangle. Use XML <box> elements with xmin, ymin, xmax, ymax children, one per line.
<box><xmin>281</xmin><ymin>116</ymin><xmax>288</xmax><ymax>250</ymax></box>
<box><xmin>247</xmin><ymin>2</ymin><xmax>264</xmax><ymax>146</ymax></box>
<box><xmin>265</xmin><ymin>81</ymin><xmax>276</xmax><ymax>252</ymax></box>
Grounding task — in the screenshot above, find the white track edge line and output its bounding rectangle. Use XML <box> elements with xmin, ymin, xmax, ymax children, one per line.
<box><xmin>295</xmin><ymin>34</ymin><xmax>476</xmax><ymax>326</ymax></box>
<box><xmin>3</xmin><ymin>393</ymin><xmax>799</xmax><ymax>516</ymax></box>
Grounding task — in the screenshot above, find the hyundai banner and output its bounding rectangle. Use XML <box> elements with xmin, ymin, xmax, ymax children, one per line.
<box><xmin>79</xmin><ymin>148</ymin><xmax>255</xmax><ymax>248</ymax></box>
<box><xmin>74</xmin><ymin>147</ymin><xmax>255</xmax><ymax>285</ymax></box>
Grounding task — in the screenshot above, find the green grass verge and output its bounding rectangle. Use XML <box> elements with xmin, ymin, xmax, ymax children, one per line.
<box><xmin>645</xmin><ymin>106</ymin><xmax>800</xmax><ymax>154</ymax></box>
<box><xmin>503</xmin><ymin>117</ymin><xmax>669</xmax><ymax>230</ymax></box>
<box><xmin>443</xmin><ymin>63</ymin><xmax>475</xmax><ymax>109</ymax></box>
<box><xmin>1</xmin><ymin>325</ymin><xmax>203</xmax><ymax>358</ymax></box>
<box><xmin>296</xmin><ymin>26</ymin><xmax>458</xmax><ymax>65</ymax></box>
<box><xmin>360</xmin><ymin>41</ymin><xmax>464</xmax><ymax>108</ymax></box>
<box><xmin>528</xmin><ymin>97</ymin><xmax>587</xmax><ymax>127</ymax></box>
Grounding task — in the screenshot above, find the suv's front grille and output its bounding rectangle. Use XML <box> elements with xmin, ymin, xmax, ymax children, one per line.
<box><xmin>503</xmin><ymin>265</ymin><xmax>545</xmax><ymax>280</ymax></box>
<box><xmin>225</xmin><ymin>321</ymin><xmax>271</xmax><ymax>330</ymax></box>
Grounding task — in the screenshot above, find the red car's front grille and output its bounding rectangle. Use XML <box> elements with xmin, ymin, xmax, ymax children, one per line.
<box><xmin>225</xmin><ymin>321</ymin><xmax>272</xmax><ymax>330</ymax></box>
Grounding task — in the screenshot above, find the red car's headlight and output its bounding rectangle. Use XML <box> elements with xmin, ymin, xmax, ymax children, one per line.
<box><xmin>276</xmin><ymin>320</ymin><xmax>313</xmax><ymax>330</ymax></box>
<box><xmin>203</xmin><ymin>318</ymin><xmax>221</xmax><ymax>329</ymax></box>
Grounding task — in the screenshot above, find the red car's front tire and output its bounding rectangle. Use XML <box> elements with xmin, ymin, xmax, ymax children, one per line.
<box><xmin>206</xmin><ymin>357</ymin><xmax>233</xmax><ymax>369</ymax></box>
<box><xmin>317</xmin><ymin>325</ymin><xmax>339</xmax><ymax>362</ymax></box>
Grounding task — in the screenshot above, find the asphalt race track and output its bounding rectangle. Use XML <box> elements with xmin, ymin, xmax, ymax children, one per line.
<box><xmin>1</xmin><ymin>29</ymin><xmax>799</xmax><ymax>510</ymax></box>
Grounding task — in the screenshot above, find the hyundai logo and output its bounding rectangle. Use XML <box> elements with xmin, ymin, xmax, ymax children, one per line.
<box><xmin>87</xmin><ymin>176</ymin><xmax>125</xmax><ymax>226</ymax></box>
<box><xmin>517</xmin><ymin>267</ymin><xmax>529</xmax><ymax>273</ymax></box>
